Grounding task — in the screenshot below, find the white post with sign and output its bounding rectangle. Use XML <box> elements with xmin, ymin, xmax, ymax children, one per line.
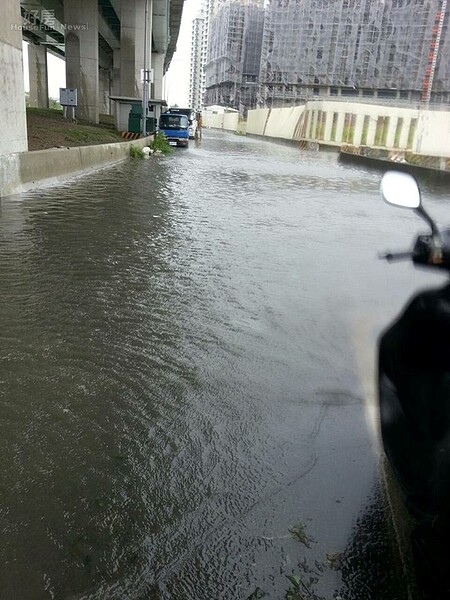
<box><xmin>60</xmin><ymin>88</ymin><xmax>78</xmax><ymax>120</ymax></box>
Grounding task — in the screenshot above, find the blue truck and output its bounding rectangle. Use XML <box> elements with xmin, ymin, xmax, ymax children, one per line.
<box><xmin>167</xmin><ymin>107</ymin><xmax>198</xmax><ymax>139</ymax></box>
<box><xmin>158</xmin><ymin>112</ymin><xmax>189</xmax><ymax>147</ymax></box>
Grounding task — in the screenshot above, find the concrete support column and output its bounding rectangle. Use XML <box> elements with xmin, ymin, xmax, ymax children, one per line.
<box><xmin>120</xmin><ymin>0</ymin><xmax>152</xmax><ymax>98</ymax></box>
<box><xmin>399</xmin><ymin>117</ymin><xmax>412</xmax><ymax>149</ymax></box>
<box><xmin>323</xmin><ymin>112</ymin><xmax>334</xmax><ymax>142</ymax></box>
<box><xmin>353</xmin><ymin>113</ymin><xmax>365</xmax><ymax>146</ymax></box>
<box><xmin>111</xmin><ymin>49</ymin><xmax>121</xmax><ymax>96</ymax></box>
<box><xmin>151</xmin><ymin>52</ymin><xmax>164</xmax><ymax>120</ymax></box>
<box><xmin>152</xmin><ymin>52</ymin><xmax>164</xmax><ymax>100</ymax></box>
<box><xmin>99</xmin><ymin>68</ymin><xmax>111</xmax><ymax>115</ymax></box>
<box><xmin>64</xmin><ymin>0</ymin><xmax>99</xmax><ymax>123</ymax></box>
<box><xmin>386</xmin><ymin>116</ymin><xmax>398</xmax><ymax>149</ymax></box>
<box><xmin>335</xmin><ymin>112</ymin><xmax>346</xmax><ymax>143</ymax></box>
<box><xmin>28</xmin><ymin>44</ymin><xmax>49</xmax><ymax>108</ymax></box>
<box><xmin>0</xmin><ymin>0</ymin><xmax>28</xmax><ymax>155</ymax></box>
<box><xmin>366</xmin><ymin>115</ymin><xmax>378</xmax><ymax>146</ymax></box>
<box><xmin>110</xmin><ymin>49</ymin><xmax>120</xmax><ymax>120</ymax></box>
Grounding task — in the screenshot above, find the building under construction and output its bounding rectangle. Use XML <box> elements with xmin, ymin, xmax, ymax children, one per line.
<box><xmin>258</xmin><ymin>0</ymin><xmax>450</xmax><ymax>107</ymax></box>
<box><xmin>204</xmin><ymin>0</ymin><xmax>265</xmax><ymax>114</ymax></box>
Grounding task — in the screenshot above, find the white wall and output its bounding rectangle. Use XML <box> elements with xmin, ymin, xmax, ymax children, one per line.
<box><xmin>202</xmin><ymin>100</ymin><xmax>450</xmax><ymax>159</ymax></box>
<box><xmin>203</xmin><ymin>110</ymin><xmax>239</xmax><ymax>131</ymax></box>
<box><xmin>223</xmin><ymin>112</ymin><xmax>239</xmax><ymax>131</ymax></box>
<box><xmin>246</xmin><ymin>108</ymin><xmax>269</xmax><ymax>136</ymax></box>
<box><xmin>204</xmin><ymin>112</ymin><xmax>224</xmax><ymax>129</ymax></box>
<box><xmin>246</xmin><ymin>101</ymin><xmax>450</xmax><ymax>158</ymax></box>
<box><xmin>414</xmin><ymin>111</ymin><xmax>450</xmax><ymax>156</ymax></box>
<box><xmin>264</xmin><ymin>106</ymin><xmax>305</xmax><ymax>140</ymax></box>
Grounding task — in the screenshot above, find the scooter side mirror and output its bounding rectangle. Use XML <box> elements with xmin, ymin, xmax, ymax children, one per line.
<box><xmin>380</xmin><ymin>171</ymin><xmax>421</xmax><ymax>209</ymax></box>
<box><xmin>380</xmin><ymin>170</ymin><xmax>440</xmax><ymax>236</ymax></box>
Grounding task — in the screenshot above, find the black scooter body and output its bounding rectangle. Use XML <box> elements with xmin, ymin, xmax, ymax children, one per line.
<box><xmin>379</xmin><ymin>284</ymin><xmax>450</xmax><ymax>521</ymax></box>
<box><xmin>379</xmin><ymin>286</ymin><xmax>450</xmax><ymax>599</ymax></box>
<box><xmin>378</xmin><ymin>172</ymin><xmax>450</xmax><ymax>598</ymax></box>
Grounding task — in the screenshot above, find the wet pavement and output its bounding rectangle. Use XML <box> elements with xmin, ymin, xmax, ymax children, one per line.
<box><xmin>1</xmin><ymin>131</ymin><xmax>449</xmax><ymax>599</ymax></box>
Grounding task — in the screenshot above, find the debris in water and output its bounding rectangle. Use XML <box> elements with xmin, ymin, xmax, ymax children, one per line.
<box><xmin>326</xmin><ymin>552</ymin><xmax>343</xmax><ymax>570</ymax></box>
<box><xmin>289</xmin><ymin>523</ymin><xmax>316</xmax><ymax>548</ymax></box>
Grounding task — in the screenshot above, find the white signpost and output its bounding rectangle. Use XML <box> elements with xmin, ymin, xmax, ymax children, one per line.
<box><xmin>60</xmin><ymin>88</ymin><xmax>78</xmax><ymax>120</ymax></box>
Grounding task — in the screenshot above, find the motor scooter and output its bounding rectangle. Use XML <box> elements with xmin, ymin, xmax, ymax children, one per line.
<box><xmin>379</xmin><ymin>170</ymin><xmax>450</xmax><ymax>599</ymax></box>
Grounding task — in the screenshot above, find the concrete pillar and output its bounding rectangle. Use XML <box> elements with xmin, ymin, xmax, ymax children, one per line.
<box><xmin>28</xmin><ymin>44</ymin><xmax>49</xmax><ymax>108</ymax></box>
<box><xmin>386</xmin><ymin>116</ymin><xmax>398</xmax><ymax>149</ymax></box>
<box><xmin>110</xmin><ymin>49</ymin><xmax>120</xmax><ymax>121</ymax></box>
<box><xmin>0</xmin><ymin>0</ymin><xmax>28</xmax><ymax>155</ymax></box>
<box><xmin>151</xmin><ymin>52</ymin><xmax>164</xmax><ymax>120</ymax></box>
<box><xmin>111</xmin><ymin>49</ymin><xmax>121</xmax><ymax>96</ymax></box>
<box><xmin>99</xmin><ymin>68</ymin><xmax>111</xmax><ymax>115</ymax></box>
<box><xmin>120</xmin><ymin>0</ymin><xmax>152</xmax><ymax>98</ymax></box>
<box><xmin>399</xmin><ymin>117</ymin><xmax>412</xmax><ymax>149</ymax></box>
<box><xmin>64</xmin><ymin>0</ymin><xmax>99</xmax><ymax>123</ymax></box>
<box><xmin>151</xmin><ymin>52</ymin><xmax>164</xmax><ymax>100</ymax></box>
<box><xmin>323</xmin><ymin>112</ymin><xmax>334</xmax><ymax>142</ymax></box>
<box><xmin>335</xmin><ymin>112</ymin><xmax>346</xmax><ymax>143</ymax></box>
<box><xmin>366</xmin><ymin>115</ymin><xmax>378</xmax><ymax>146</ymax></box>
<box><xmin>353</xmin><ymin>113</ymin><xmax>365</xmax><ymax>146</ymax></box>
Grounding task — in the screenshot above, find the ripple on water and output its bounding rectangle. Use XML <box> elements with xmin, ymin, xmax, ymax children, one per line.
<box><xmin>0</xmin><ymin>132</ymin><xmax>437</xmax><ymax>599</ymax></box>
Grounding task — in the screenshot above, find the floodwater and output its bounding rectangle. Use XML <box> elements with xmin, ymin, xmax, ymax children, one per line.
<box><xmin>1</xmin><ymin>131</ymin><xmax>449</xmax><ymax>600</ymax></box>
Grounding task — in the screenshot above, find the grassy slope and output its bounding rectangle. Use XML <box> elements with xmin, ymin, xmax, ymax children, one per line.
<box><xmin>26</xmin><ymin>108</ymin><xmax>124</xmax><ymax>151</ymax></box>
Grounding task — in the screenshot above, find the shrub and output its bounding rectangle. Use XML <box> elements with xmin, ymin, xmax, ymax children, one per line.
<box><xmin>129</xmin><ymin>145</ymin><xmax>144</xmax><ymax>158</ymax></box>
<box><xmin>151</xmin><ymin>132</ymin><xmax>172</xmax><ymax>154</ymax></box>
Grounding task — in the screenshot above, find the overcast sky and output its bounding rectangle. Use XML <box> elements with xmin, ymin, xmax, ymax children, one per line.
<box><xmin>22</xmin><ymin>0</ymin><xmax>201</xmax><ymax>105</ymax></box>
<box><xmin>165</xmin><ymin>0</ymin><xmax>202</xmax><ymax>106</ymax></box>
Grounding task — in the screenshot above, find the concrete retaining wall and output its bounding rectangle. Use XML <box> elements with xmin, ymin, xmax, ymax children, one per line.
<box><xmin>0</xmin><ymin>136</ymin><xmax>154</xmax><ymax>198</ymax></box>
<box><xmin>245</xmin><ymin>101</ymin><xmax>450</xmax><ymax>160</ymax></box>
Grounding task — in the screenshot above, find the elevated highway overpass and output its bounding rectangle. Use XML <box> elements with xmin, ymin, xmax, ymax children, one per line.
<box><xmin>1</xmin><ymin>0</ymin><xmax>185</xmax><ymax>155</ymax></box>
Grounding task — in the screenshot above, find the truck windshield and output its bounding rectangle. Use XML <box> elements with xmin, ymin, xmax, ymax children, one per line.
<box><xmin>168</xmin><ymin>108</ymin><xmax>195</xmax><ymax>124</ymax></box>
<box><xmin>159</xmin><ymin>115</ymin><xmax>188</xmax><ymax>129</ymax></box>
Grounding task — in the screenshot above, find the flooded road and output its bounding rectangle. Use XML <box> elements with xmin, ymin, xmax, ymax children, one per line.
<box><xmin>1</xmin><ymin>131</ymin><xmax>449</xmax><ymax>599</ymax></box>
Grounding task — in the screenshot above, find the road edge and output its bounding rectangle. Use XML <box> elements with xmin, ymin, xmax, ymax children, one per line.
<box><xmin>0</xmin><ymin>136</ymin><xmax>154</xmax><ymax>198</ymax></box>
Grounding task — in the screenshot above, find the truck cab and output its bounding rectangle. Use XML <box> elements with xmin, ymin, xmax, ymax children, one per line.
<box><xmin>159</xmin><ymin>113</ymin><xmax>189</xmax><ymax>147</ymax></box>
<box><xmin>167</xmin><ymin>107</ymin><xmax>197</xmax><ymax>139</ymax></box>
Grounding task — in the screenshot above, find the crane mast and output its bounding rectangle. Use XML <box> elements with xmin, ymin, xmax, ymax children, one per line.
<box><xmin>421</xmin><ymin>0</ymin><xmax>448</xmax><ymax>108</ymax></box>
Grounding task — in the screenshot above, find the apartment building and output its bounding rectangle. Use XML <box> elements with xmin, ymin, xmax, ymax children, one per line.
<box><xmin>189</xmin><ymin>15</ymin><xmax>205</xmax><ymax>111</ymax></box>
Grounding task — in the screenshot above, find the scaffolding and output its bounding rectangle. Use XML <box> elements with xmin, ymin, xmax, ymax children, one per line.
<box><xmin>258</xmin><ymin>0</ymin><xmax>450</xmax><ymax>107</ymax></box>
<box><xmin>204</xmin><ymin>0</ymin><xmax>265</xmax><ymax>113</ymax></box>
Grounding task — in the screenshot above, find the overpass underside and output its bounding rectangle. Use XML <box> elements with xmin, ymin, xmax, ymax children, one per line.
<box><xmin>0</xmin><ymin>0</ymin><xmax>184</xmax><ymax>155</ymax></box>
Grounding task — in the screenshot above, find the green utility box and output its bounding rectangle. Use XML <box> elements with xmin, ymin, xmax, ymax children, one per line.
<box><xmin>128</xmin><ymin>104</ymin><xmax>156</xmax><ymax>134</ymax></box>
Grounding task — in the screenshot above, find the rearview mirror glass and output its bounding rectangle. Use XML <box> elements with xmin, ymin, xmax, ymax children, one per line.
<box><xmin>380</xmin><ymin>171</ymin><xmax>421</xmax><ymax>209</ymax></box>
